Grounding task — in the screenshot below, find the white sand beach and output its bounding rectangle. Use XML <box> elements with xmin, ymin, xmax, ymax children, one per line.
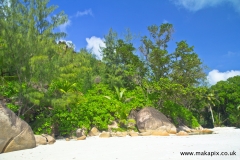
<box><xmin>0</xmin><ymin>127</ymin><xmax>239</xmax><ymax>160</ymax></box>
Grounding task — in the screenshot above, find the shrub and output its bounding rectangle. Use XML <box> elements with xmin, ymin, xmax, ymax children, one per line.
<box><xmin>161</xmin><ymin>100</ymin><xmax>200</xmax><ymax>128</ymax></box>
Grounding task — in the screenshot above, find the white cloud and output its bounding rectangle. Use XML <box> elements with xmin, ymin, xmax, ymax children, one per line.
<box><xmin>76</xmin><ymin>9</ymin><xmax>93</xmax><ymax>17</ymax></box>
<box><xmin>229</xmin><ymin>0</ymin><xmax>240</xmax><ymax>13</ymax></box>
<box><xmin>207</xmin><ymin>69</ymin><xmax>240</xmax><ymax>85</ymax></box>
<box><xmin>86</xmin><ymin>36</ymin><xmax>106</xmax><ymax>60</ymax></box>
<box><xmin>58</xmin><ymin>9</ymin><xmax>93</xmax><ymax>33</ymax></box>
<box><xmin>163</xmin><ymin>19</ymin><xmax>169</xmax><ymax>23</ymax></box>
<box><xmin>171</xmin><ymin>0</ymin><xmax>240</xmax><ymax>13</ymax></box>
<box><xmin>58</xmin><ymin>19</ymin><xmax>71</xmax><ymax>33</ymax></box>
<box><xmin>226</xmin><ymin>51</ymin><xmax>240</xmax><ymax>57</ymax></box>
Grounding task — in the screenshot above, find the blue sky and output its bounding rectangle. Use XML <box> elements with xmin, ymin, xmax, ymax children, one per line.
<box><xmin>49</xmin><ymin>0</ymin><xmax>240</xmax><ymax>85</ymax></box>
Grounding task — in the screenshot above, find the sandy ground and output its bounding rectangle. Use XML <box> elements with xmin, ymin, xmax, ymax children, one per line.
<box><xmin>0</xmin><ymin>127</ymin><xmax>240</xmax><ymax>160</ymax></box>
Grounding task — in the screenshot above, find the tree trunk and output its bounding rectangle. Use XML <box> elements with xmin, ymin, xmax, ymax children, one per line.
<box><xmin>209</xmin><ymin>106</ymin><xmax>214</xmax><ymax>127</ymax></box>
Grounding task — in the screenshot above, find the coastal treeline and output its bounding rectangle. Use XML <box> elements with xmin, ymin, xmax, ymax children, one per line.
<box><xmin>0</xmin><ymin>0</ymin><xmax>239</xmax><ymax>136</ymax></box>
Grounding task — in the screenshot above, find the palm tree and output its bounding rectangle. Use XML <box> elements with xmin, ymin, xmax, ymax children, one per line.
<box><xmin>203</xmin><ymin>92</ymin><xmax>219</xmax><ymax>127</ymax></box>
<box><xmin>55</xmin><ymin>80</ymin><xmax>77</xmax><ymax>94</ymax></box>
<box><xmin>114</xmin><ymin>86</ymin><xmax>126</xmax><ymax>102</ymax></box>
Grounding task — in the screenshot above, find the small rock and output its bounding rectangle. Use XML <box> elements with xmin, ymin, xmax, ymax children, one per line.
<box><xmin>151</xmin><ymin>130</ymin><xmax>169</xmax><ymax>136</ymax></box>
<box><xmin>88</xmin><ymin>127</ymin><xmax>100</xmax><ymax>136</ymax></box>
<box><xmin>76</xmin><ymin>128</ymin><xmax>86</xmax><ymax>138</ymax></box>
<box><xmin>129</xmin><ymin>132</ymin><xmax>138</xmax><ymax>137</ymax></box>
<box><xmin>110</xmin><ymin>132</ymin><xmax>117</xmax><ymax>137</ymax></box>
<box><xmin>176</xmin><ymin>131</ymin><xmax>189</xmax><ymax>136</ymax></box>
<box><xmin>139</xmin><ymin>132</ymin><xmax>151</xmax><ymax>136</ymax></box>
<box><xmin>116</xmin><ymin>131</ymin><xmax>127</xmax><ymax>137</ymax></box>
<box><xmin>34</xmin><ymin>135</ymin><xmax>47</xmax><ymax>145</ymax></box>
<box><xmin>65</xmin><ymin>138</ymin><xmax>70</xmax><ymax>141</ymax></box>
<box><xmin>201</xmin><ymin>129</ymin><xmax>213</xmax><ymax>134</ymax></box>
<box><xmin>42</xmin><ymin>134</ymin><xmax>56</xmax><ymax>144</ymax></box>
<box><xmin>99</xmin><ymin>131</ymin><xmax>111</xmax><ymax>138</ymax></box>
<box><xmin>77</xmin><ymin>135</ymin><xmax>86</xmax><ymax>140</ymax></box>
<box><xmin>169</xmin><ymin>127</ymin><xmax>177</xmax><ymax>134</ymax></box>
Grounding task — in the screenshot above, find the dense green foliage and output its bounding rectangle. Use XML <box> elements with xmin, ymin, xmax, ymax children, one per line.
<box><xmin>210</xmin><ymin>76</ymin><xmax>240</xmax><ymax>127</ymax></box>
<box><xmin>0</xmin><ymin>0</ymin><xmax>239</xmax><ymax>136</ymax></box>
<box><xmin>162</xmin><ymin>101</ymin><xmax>200</xmax><ymax>128</ymax></box>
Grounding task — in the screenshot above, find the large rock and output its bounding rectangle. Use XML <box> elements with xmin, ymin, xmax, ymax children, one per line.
<box><xmin>0</xmin><ymin>102</ymin><xmax>36</xmax><ymax>153</ymax></box>
<box><xmin>136</xmin><ymin>107</ymin><xmax>176</xmax><ymax>133</ymax></box>
<box><xmin>128</xmin><ymin>109</ymin><xmax>138</xmax><ymax>120</ymax></box>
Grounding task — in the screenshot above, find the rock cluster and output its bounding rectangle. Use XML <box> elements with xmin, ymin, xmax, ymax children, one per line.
<box><xmin>177</xmin><ymin>125</ymin><xmax>213</xmax><ymax>135</ymax></box>
<box><xmin>1</xmin><ymin>102</ymin><xmax>214</xmax><ymax>152</ymax></box>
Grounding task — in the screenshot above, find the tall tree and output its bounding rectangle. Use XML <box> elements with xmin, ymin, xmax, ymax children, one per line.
<box><xmin>139</xmin><ymin>23</ymin><xmax>173</xmax><ymax>81</ymax></box>
<box><xmin>102</xmin><ymin>29</ymin><xmax>145</xmax><ymax>89</ymax></box>
<box><xmin>0</xmin><ymin>0</ymin><xmax>67</xmax><ymax>81</ymax></box>
<box><xmin>170</xmin><ymin>41</ymin><xmax>206</xmax><ymax>87</ymax></box>
<box><xmin>0</xmin><ymin>0</ymin><xmax>68</xmax><ymax>116</ymax></box>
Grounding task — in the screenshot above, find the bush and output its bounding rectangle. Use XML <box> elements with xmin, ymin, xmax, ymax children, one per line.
<box><xmin>31</xmin><ymin>113</ymin><xmax>52</xmax><ymax>135</ymax></box>
<box><xmin>161</xmin><ymin>101</ymin><xmax>200</xmax><ymax>128</ymax></box>
<box><xmin>0</xmin><ymin>80</ymin><xmax>19</xmax><ymax>98</ymax></box>
<box><xmin>80</xmin><ymin>84</ymin><xmax>117</xmax><ymax>131</ymax></box>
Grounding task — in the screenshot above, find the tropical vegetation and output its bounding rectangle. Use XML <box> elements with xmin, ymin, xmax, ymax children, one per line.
<box><xmin>0</xmin><ymin>0</ymin><xmax>239</xmax><ymax>136</ymax></box>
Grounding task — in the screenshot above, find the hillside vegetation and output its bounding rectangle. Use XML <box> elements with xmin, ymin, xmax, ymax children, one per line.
<box><xmin>0</xmin><ymin>0</ymin><xmax>239</xmax><ymax>136</ymax></box>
